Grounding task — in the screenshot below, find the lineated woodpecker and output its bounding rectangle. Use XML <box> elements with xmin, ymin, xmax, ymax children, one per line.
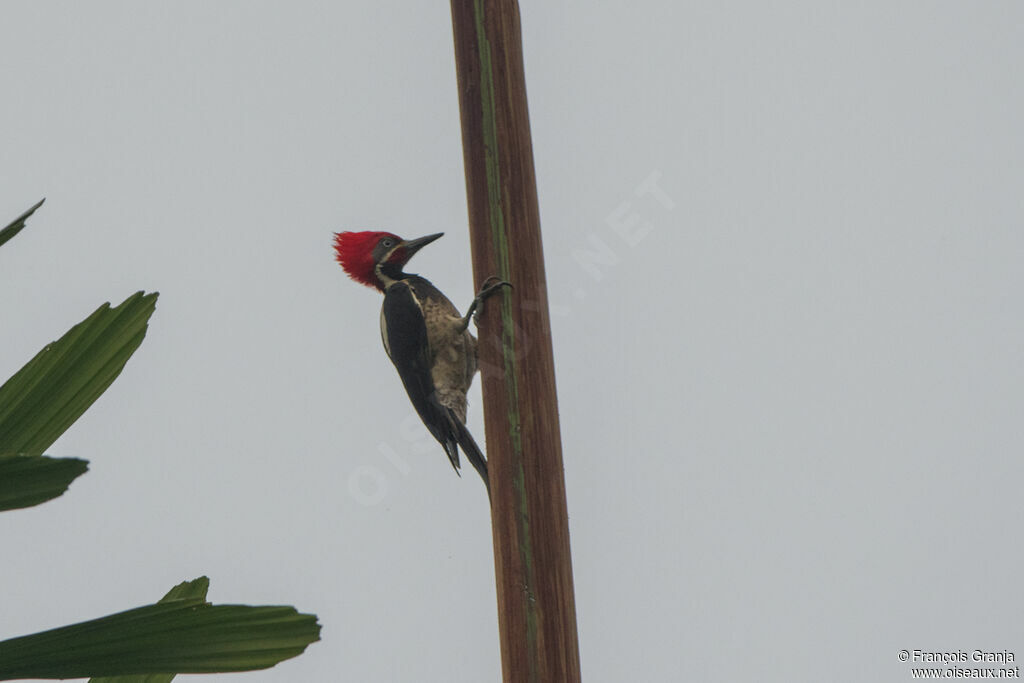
<box><xmin>333</xmin><ymin>230</ymin><xmax>508</xmax><ymax>496</ymax></box>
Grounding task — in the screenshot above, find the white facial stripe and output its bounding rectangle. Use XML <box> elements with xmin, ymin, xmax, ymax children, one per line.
<box><xmin>374</xmin><ymin>262</ymin><xmax>397</xmax><ymax>288</ymax></box>
<box><xmin>373</xmin><ymin>243</ymin><xmax>407</xmax><ymax>287</ymax></box>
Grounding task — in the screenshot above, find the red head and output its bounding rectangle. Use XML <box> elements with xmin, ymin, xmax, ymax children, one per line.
<box><xmin>333</xmin><ymin>230</ymin><xmax>443</xmax><ymax>291</ymax></box>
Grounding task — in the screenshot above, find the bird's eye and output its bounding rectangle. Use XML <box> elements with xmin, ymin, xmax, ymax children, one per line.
<box><xmin>381</xmin><ymin>238</ymin><xmax>394</xmax><ymax>248</ymax></box>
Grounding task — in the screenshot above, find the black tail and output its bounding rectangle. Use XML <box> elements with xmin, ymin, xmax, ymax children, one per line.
<box><xmin>454</xmin><ymin>420</ymin><xmax>490</xmax><ymax>499</ymax></box>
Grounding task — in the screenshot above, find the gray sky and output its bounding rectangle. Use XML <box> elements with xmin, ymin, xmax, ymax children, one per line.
<box><xmin>3</xmin><ymin>2</ymin><xmax>1023</xmax><ymax>681</ymax></box>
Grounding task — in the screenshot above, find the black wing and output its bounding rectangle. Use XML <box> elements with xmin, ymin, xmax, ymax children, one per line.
<box><xmin>381</xmin><ymin>280</ymin><xmax>462</xmax><ymax>473</ymax></box>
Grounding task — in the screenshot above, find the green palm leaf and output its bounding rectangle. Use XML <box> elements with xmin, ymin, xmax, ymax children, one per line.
<box><xmin>0</xmin><ymin>577</ymin><xmax>320</xmax><ymax>680</ymax></box>
<box><xmin>0</xmin><ymin>198</ymin><xmax>44</xmax><ymax>249</ymax></box>
<box><xmin>0</xmin><ymin>291</ymin><xmax>158</xmax><ymax>457</ymax></box>
<box><xmin>0</xmin><ymin>454</ymin><xmax>88</xmax><ymax>511</ymax></box>
<box><xmin>89</xmin><ymin>578</ymin><xmax>216</xmax><ymax>683</ymax></box>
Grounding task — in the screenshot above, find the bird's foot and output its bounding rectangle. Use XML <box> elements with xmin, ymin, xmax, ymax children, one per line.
<box><xmin>461</xmin><ymin>277</ymin><xmax>513</xmax><ymax>329</ymax></box>
<box><xmin>473</xmin><ymin>277</ymin><xmax>512</xmax><ymax>325</ymax></box>
<box><xmin>477</xmin><ymin>276</ymin><xmax>513</xmax><ymax>299</ymax></box>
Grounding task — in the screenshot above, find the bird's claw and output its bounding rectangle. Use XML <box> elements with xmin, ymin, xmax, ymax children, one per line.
<box><xmin>477</xmin><ymin>276</ymin><xmax>513</xmax><ymax>297</ymax></box>
<box><xmin>480</xmin><ymin>275</ymin><xmax>512</xmax><ymax>289</ymax></box>
<box><xmin>472</xmin><ymin>277</ymin><xmax>513</xmax><ymax>325</ymax></box>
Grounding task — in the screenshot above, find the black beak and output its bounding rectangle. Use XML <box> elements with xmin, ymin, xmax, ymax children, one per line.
<box><xmin>402</xmin><ymin>232</ymin><xmax>443</xmax><ymax>257</ymax></box>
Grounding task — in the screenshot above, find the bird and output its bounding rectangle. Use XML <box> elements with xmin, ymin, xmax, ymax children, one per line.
<box><xmin>333</xmin><ymin>230</ymin><xmax>509</xmax><ymax>496</ymax></box>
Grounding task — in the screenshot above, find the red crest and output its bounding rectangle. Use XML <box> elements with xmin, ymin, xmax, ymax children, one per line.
<box><xmin>333</xmin><ymin>231</ymin><xmax>400</xmax><ymax>290</ymax></box>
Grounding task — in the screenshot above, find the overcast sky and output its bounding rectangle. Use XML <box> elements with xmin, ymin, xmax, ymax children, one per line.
<box><xmin>2</xmin><ymin>2</ymin><xmax>1023</xmax><ymax>682</ymax></box>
